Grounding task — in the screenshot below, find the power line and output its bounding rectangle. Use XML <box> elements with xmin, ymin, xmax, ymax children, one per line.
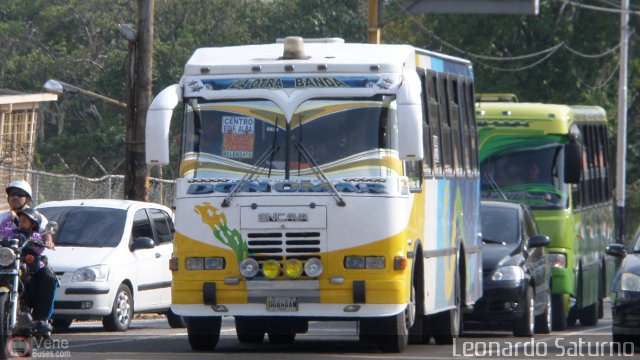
<box><xmin>553</xmin><ymin>0</ymin><xmax>640</xmax><ymax>15</ymax></box>
<box><xmin>392</xmin><ymin>0</ymin><xmax>623</xmax><ymax>71</ymax></box>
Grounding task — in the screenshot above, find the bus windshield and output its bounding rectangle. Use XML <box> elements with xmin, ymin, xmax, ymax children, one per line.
<box><xmin>181</xmin><ymin>96</ymin><xmax>398</xmax><ymax>179</ymax></box>
<box><xmin>479</xmin><ymin>136</ymin><xmax>568</xmax><ymax>209</ymax></box>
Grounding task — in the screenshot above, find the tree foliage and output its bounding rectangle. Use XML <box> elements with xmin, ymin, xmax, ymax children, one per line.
<box><xmin>0</xmin><ymin>0</ymin><xmax>639</xmax><ymax>231</ymax></box>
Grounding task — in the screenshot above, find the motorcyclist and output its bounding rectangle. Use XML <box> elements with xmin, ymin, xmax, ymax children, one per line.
<box><xmin>0</xmin><ymin>194</ymin><xmax>57</xmax><ymax>337</ymax></box>
<box><xmin>0</xmin><ymin>180</ymin><xmax>54</xmax><ymax>249</ymax></box>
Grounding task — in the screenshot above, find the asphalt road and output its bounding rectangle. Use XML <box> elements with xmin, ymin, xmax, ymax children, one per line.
<box><xmin>23</xmin><ymin>301</ymin><xmax>634</xmax><ymax>360</ymax></box>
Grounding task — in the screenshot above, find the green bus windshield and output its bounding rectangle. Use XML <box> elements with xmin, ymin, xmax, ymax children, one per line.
<box><xmin>479</xmin><ymin>135</ymin><xmax>568</xmax><ymax>210</ymax></box>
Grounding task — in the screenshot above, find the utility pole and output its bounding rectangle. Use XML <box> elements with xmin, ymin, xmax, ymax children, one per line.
<box><xmin>125</xmin><ymin>0</ymin><xmax>154</xmax><ymax>201</ymax></box>
<box><xmin>615</xmin><ymin>0</ymin><xmax>630</xmax><ymax>244</ymax></box>
<box><xmin>368</xmin><ymin>0</ymin><xmax>382</xmax><ymax>44</ymax></box>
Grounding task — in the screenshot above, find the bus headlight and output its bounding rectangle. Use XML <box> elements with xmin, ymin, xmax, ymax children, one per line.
<box><xmin>262</xmin><ymin>260</ymin><xmax>280</xmax><ymax>279</ymax></box>
<box><xmin>239</xmin><ymin>258</ymin><xmax>259</xmax><ymax>278</ymax></box>
<box><xmin>344</xmin><ymin>256</ymin><xmax>385</xmax><ymax>269</ymax></box>
<box><xmin>0</xmin><ymin>248</ymin><xmax>15</xmax><ymax>266</ymax></box>
<box><xmin>620</xmin><ymin>273</ymin><xmax>640</xmax><ymax>292</ymax></box>
<box><xmin>548</xmin><ymin>253</ymin><xmax>567</xmax><ymax>269</ymax></box>
<box><xmin>284</xmin><ymin>259</ymin><xmax>303</xmax><ymax>278</ymax></box>
<box><xmin>304</xmin><ymin>258</ymin><xmax>323</xmax><ymax>277</ymax></box>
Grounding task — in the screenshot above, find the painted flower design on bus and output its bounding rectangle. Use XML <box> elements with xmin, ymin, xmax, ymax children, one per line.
<box><xmin>194</xmin><ymin>202</ymin><xmax>248</xmax><ymax>263</ymax></box>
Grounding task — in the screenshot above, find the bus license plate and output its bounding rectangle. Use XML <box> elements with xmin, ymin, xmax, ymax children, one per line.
<box><xmin>266</xmin><ymin>296</ymin><xmax>298</xmax><ymax>312</ymax></box>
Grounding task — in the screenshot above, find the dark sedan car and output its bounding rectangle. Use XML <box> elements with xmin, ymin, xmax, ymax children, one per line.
<box><xmin>465</xmin><ymin>200</ymin><xmax>551</xmax><ymax>336</ymax></box>
<box><xmin>605</xmin><ymin>228</ymin><xmax>640</xmax><ymax>345</ymax></box>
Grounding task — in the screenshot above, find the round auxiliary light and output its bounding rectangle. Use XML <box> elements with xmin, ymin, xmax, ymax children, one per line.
<box><xmin>0</xmin><ymin>248</ymin><xmax>15</xmax><ymax>267</ymax></box>
<box><xmin>239</xmin><ymin>258</ymin><xmax>259</xmax><ymax>278</ymax></box>
<box><xmin>284</xmin><ymin>259</ymin><xmax>304</xmax><ymax>278</ymax></box>
<box><xmin>304</xmin><ymin>258</ymin><xmax>323</xmax><ymax>278</ymax></box>
<box><xmin>262</xmin><ymin>260</ymin><xmax>281</xmax><ymax>279</ymax></box>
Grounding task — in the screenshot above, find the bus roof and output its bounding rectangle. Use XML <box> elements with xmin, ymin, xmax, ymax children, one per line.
<box><xmin>185</xmin><ymin>39</ymin><xmax>472</xmax><ymax>77</ymax></box>
<box><xmin>476</xmin><ymin>102</ymin><xmax>607</xmax><ymax>124</ymax></box>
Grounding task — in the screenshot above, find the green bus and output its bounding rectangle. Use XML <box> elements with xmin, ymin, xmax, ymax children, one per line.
<box><xmin>475</xmin><ymin>94</ymin><xmax>616</xmax><ymax>330</ymax></box>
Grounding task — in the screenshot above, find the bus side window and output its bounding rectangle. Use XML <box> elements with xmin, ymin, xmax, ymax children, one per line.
<box><xmin>405</xmin><ymin>160</ymin><xmax>423</xmax><ymax>192</ymax></box>
<box><xmin>437</xmin><ymin>76</ymin><xmax>453</xmax><ymax>176</ymax></box>
<box><xmin>427</xmin><ymin>71</ymin><xmax>443</xmax><ymax>176</ymax></box>
<box><xmin>447</xmin><ymin>78</ymin><xmax>463</xmax><ymax>176</ymax></box>
<box><xmin>419</xmin><ymin>70</ymin><xmax>433</xmax><ymax>178</ymax></box>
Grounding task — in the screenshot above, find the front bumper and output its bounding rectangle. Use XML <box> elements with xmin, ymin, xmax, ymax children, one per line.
<box><xmin>52</xmin><ymin>274</ymin><xmax>114</xmax><ymax>319</ymax></box>
<box><xmin>465</xmin><ymin>280</ymin><xmax>526</xmax><ymax>322</ymax></box>
<box><xmin>612</xmin><ymin>291</ymin><xmax>640</xmax><ymax>335</ymax></box>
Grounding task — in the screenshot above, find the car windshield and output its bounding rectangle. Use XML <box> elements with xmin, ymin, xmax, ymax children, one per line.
<box><xmin>480</xmin><ymin>205</ymin><xmax>520</xmax><ymax>245</ymax></box>
<box><xmin>38</xmin><ymin>206</ymin><xmax>126</xmax><ymax>247</ymax></box>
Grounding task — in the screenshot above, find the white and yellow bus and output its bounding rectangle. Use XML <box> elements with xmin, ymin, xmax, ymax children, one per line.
<box><xmin>145</xmin><ymin>37</ymin><xmax>481</xmax><ymax>353</ymax></box>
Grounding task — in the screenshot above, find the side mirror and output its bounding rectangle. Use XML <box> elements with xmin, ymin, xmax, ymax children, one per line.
<box><xmin>45</xmin><ymin>221</ymin><xmax>58</xmax><ymax>236</ymax></box>
<box><xmin>564</xmin><ymin>142</ymin><xmax>582</xmax><ymax>184</ymax></box>
<box><xmin>131</xmin><ymin>237</ymin><xmax>155</xmax><ymax>251</ymax></box>
<box><xmin>146</xmin><ymin>84</ymin><xmax>182</xmax><ymax>166</ymax></box>
<box><xmin>397</xmin><ymin>71</ymin><xmax>424</xmax><ymax>161</ymax></box>
<box><xmin>605</xmin><ymin>243</ymin><xmax>627</xmax><ymax>258</ymax></box>
<box><xmin>528</xmin><ymin>234</ymin><xmax>550</xmax><ymax>248</ymax></box>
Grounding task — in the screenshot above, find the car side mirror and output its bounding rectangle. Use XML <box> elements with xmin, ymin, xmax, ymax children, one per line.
<box><xmin>45</xmin><ymin>221</ymin><xmax>58</xmax><ymax>236</ymax></box>
<box><xmin>528</xmin><ymin>234</ymin><xmax>550</xmax><ymax>248</ymax></box>
<box><xmin>131</xmin><ymin>236</ymin><xmax>155</xmax><ymax>251</ymax></box>
<box><xmin>605</xmin><ymin>243</ymin><xmax>626</xmax><ymax>258</ymax></box>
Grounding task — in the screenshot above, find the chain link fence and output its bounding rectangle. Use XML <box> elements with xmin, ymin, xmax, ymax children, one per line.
<box><xmin>0</xmin><ymin>165</ymin><xmax>175</xmax><ymax>210</ymax></box>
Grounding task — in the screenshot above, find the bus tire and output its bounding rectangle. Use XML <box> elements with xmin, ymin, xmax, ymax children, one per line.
<box><xmin>432</xmin><ymin>270</ymin><xmax>461</xmax><ymax>345</ymax></box>
<box><xmin>186</xmin><ymin>316</ymin><xmax>221</xmax><ymax>351</ymax></box>
<box><xmin>579</xmin><ymin>302</ymin><xmax>599</xmax><ymax>326</ymax></box>
<box><xmin>235</xmin><ymin>316</ymin><xmax>265</xmax><ymax>343</ymax></box>
<box><xmin>408</xmin><ymin>257</ymin><xmax>429</xmax><ymax>345</ymax></box>
<box><xmin>551</xmin><ymin>293</ymin><xmax>568</xmax><ymax>331</ymax></box>
<box><xmin>267</xmin><ymin>318</ymin><xmax>296</xmax><ymax>344</ymax></box>
<box><xmin>376</xmin><ymin>312</ymin><xmax>409</xmax><ymax>353</ymax></box>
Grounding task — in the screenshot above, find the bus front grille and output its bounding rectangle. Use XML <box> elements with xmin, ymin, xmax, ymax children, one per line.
<box><xmin>245</xmin><ymin>231</ymin><xmax>324</xmax><ymax>262</ymax></box>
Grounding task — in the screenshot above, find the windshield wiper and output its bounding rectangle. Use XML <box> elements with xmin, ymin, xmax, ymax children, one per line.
<box><xmin>483</xmin><ymin>172</ymin><xmax>507</xmax><ymax>200</ymax></box>
<box><xmin>295</xmin><ymin>141</ymin><xmax>346</xmax><ymax>207</ymax></box>
<box><xmin>221</xmin><ymin>145</ymin><xmax>280</xmax><ymax>208</ymax></box>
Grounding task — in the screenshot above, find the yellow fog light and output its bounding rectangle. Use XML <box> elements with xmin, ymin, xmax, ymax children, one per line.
<box><xmin>284</xmin><ymin>259</ymin><xmax>304</xmax><ymax>278</ymax></box>
<box><xmin>262</xmin><ymin>260</ymin><xmax>281</xmax><ymax>279</ymax></box>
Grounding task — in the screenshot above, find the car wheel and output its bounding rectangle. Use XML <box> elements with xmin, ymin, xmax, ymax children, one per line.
<box><xmin>51</xmin><ymin>319</ymin><xmax>73</xmax><ymax>331</ymax></box>
<box><xmin>513</xmin><ymin>285</ymin><xmax>534</xmax><ymax>337</ymax></box>
<box><xmin>103</xmin><ymin>284</ymin><xmax>133</xmax><ymax>331</ymax></box>
<box><xmin>166</xmin><ymin>308</ymin><xmax>186</xmax><ymax>329</ymax></box>
<box><xmin>535</xmin><ymin>290</ymin><xmax>552</xmax><ymax>334</ymax></box>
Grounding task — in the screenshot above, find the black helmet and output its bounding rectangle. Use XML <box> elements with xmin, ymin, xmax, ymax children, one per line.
<box><xmin>19</xmin><ymin>208</ymin><xmax>42</xmax><ymax>231</ymax></box>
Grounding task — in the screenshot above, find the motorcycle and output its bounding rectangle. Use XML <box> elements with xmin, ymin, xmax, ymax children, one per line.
<box><xmin>0</xmin><ymin>222</ymin><xmax>57</xmax><ymax>359</ymax></box>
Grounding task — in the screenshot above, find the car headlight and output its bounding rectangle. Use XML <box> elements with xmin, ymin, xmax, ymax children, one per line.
<box><xmin>72</xmin><ymin>265</ymin><xmax>110</xmax><ymax>282</ymax></box>
<box><xmin>620</xmin><ymin>272</ymin><xmax>640</xmax><ymax>292</ymax></box>
<box><xmin>491</xmin><ymin>266</ymin><xmax>524</xmax><ymax>282</ymax></box>
<box><xmin>0</xmin><ymin>248</ymin><xmax>15</xmax><ymax>267</ymax></box>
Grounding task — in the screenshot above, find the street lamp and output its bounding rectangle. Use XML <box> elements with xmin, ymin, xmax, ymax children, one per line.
<box><xmin>43</xmin><ymin>79</ymin><xmax>127</xmax><ymax>109</ymax></box>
